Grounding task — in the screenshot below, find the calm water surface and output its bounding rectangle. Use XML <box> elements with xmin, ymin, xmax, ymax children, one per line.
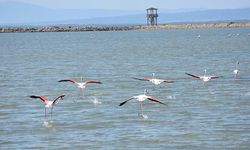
<box><xmin>0</xmin><ymin>28</ymin><xmax>250</xmax><ymax>149</ymax></box>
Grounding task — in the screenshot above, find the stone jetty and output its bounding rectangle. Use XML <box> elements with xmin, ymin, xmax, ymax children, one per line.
<box><xmin>1</xmin><ymin>22</ymin><xmax>250</xmax><ymax>33</ymax></box>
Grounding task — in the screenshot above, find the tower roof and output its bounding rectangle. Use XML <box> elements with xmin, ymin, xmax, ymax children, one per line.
<box><xmin>146</xmin><ymin>7</ymin><xmax>158</xmax><ymax>10</ymax></box>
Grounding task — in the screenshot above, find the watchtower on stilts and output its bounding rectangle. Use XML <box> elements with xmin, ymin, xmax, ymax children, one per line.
<box><xmin>146</xmin><ymin>7</ymin><xmax>158</xmax><ymax>26</ymax></box>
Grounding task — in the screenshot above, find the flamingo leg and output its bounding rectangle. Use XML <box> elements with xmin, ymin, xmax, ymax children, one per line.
<box><xmin>73</xmin><ymin>91</ymin><xmax>79</xmax><ymax>103</ymax></box>
<box><xmin>80</xmin><ymin>89</ymin><xmax>84</xmax><ymax>98</ymax></box>
<box><xmin>140</xmin><ymin>102</ymin><xmax>143</xmax><ymax>115</ymax></box>
<box><xmin>138</xmin><ymin>101</ymin><xmax>144</xmax><ymax>116</ymax></box>
<box><xmin>81</xmin><ymin>89</ymin><xmax>86</xmax><ymax>102</ymax></box>
<box><xmin>75</xmin><ymin>89</ymin><xmax>81</xmax><ymax>103</ymax></box>
<box><xmin>44</xmin><ymin>108</ymin><xmax>47</xmax><ymax>119</ymax></box>
<box><xmin>76</xmin><ymin>89</ymin><xmax>84</xmax><ymax>101</ymax></box>
<box><xmin>74</xmin><ymin>94</ymin><xmax>78</xmax><ymax>103</ymax></box>
<box><xmin>50</xmin><ymin>107</ymin><xmax>53</xmax><ymax>120</ymax></box>
<box><xmin>138</xmin><ymin>101</ymin><xmax>148</xmax><ymax>119</ymax></box>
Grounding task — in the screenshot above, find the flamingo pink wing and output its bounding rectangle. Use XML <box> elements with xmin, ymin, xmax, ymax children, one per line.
<box><xmin>163</xmin><ymin>80</ymin><xmax>174</xmax><ymax>83</ymax></box>
<box><xmin>30</xmin><ymin>95</ymin><xmax>49</xmax><ymax>102</ymax></box>
<box><xmin>58</xmin><ymin>79</ymin><xmax>76</xmax><ymax>83</ymax></box>
<box><xmin>132</xmin><ymin>77</ymin><xmax>151</xmax><ymax>81</ymax></box>
<box><xmin>147</xmin><ymin>96</ymin><xmax>166</xmax><ymax>105</ymax></box>
<box><xmin>85</xmin><ymin>80</ymin><xmax>102</xmax><ymax>84</ymax></box>
<box><xmin>210</xmin><ymin>76</ymin><xmax>223</xmax><ymax>79</ymax></box>
<box><xmin>143</xmin><ymin>77</ymin><xmax>152</xmax><ymax>80</ymax></box>
<box><xmin>185</xmin><ymin>73</ymin><xmax>201</xmax><ymax>78</ymax></box>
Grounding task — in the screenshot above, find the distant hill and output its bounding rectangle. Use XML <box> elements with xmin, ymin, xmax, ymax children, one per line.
<box><xmin>54</xmin><ymin>8</ymin><xmax>250</xmax><ymax>25</ymax></box>
<box><xmin>0</xmin><ymin>1</ymin><xmax>141</xmax><ymax>25</ymax></box>
<box><xmin>160</xmin><ymin>8</ymin><xmax>250</xmax><ymax>23</ymax></box>
<box><xmin>0</xmin><ymin>1</ymin><xmax>250</xmax><ymax>25</ymax></box>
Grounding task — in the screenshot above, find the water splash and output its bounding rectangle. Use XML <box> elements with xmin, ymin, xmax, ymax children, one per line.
<box><xmin>43</xmin><ymin>120</ymin><xmax>53</xmax><ymax>128</ymax></box>
<box><xmin>138</xmin><ymin>113</ymin><xmax>148</xmax><ymax>119</ymax></box>
<box><xmin>167</xmin><ymin>95</ymin><xmax>176</xmax><ymax>100</ymax></box>
<box><xmin>91</xmin><ymin>97</ymin><xmax>102</xmax><ymax>106</ymax></box>
<box><xmin>208</xmin><ymin>88</ymin><xmax>216</xmax><ymax>95</ymax></box>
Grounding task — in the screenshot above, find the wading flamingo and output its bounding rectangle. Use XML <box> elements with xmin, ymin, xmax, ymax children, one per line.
<box><xmin>29</xmin><ymin>94</ymin><xmax>65</xmax><ymax>119</ymax></box>
<box><xmin>58</xmin><ymin>76</ymin><xmax>102</xmax><ymax>101</ymax></box>
<box><xmin>58</xmin><ymin>76</ymin><xmax>102</xmax><ymax>89</ymax></box>
<box><xmin>185</xmin><ymin>69</ymin><xmax>223</xmax><ymax>83</ymax></box>
<box><xmin>233</xmin><ymin>59</ymin><xmax>239</xmax><ymax>79</ymax></box>
<box><xmin>119</xmin><ymin>89</ymin><xmax>166</xmax><ymax>118</ymax></box>
<box><xmin>133</xmin><ymin>73</ymin><xmax>173</xmax><ymax>87</ymax></box>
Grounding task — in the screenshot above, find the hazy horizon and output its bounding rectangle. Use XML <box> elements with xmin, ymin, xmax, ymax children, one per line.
<box><xmin>1</xmin><ymin>0</ymin><xmax>250</xmax><ymax>10</ymax></box>
<box><xmin>1</xmin><ymin>0</ymin><xmax>250</xmax><ymax>25</ymax></box>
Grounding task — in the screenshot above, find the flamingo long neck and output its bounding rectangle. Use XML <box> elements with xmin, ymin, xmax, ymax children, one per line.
<box><xmin>204</xmin><ymin>70</ymin><xmax>207</xmax><ymax>77</ymax></box>
<box><xmin>144</xmin><ymin>89</ymin><xmax>148</xmax><ymax>95</ymax></box>
<box><xmin>152</xmin><ymin>73</ymin><xmax>155</xmax><ymax>79</ymax></box>
<box><xmin>235</xmin><ymin>61</ymin><xmax>239</xmax><ymax>70</ymax></box>
<box><xmin>81</xmin><ymin>76</ymin><xmax>83</xmax><ymax>82</ymax></box>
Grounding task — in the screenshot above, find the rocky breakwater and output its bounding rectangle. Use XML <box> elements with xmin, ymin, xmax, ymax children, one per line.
<box><xmin>0</xmin><ymin>25</ymin><xmax>135</xmax><ymax>33</ymax></box>
<box><xmin>1</xmin><ymin>22</ymin><xmax>250</xmax><ymax>33</ymax></box>
<box><xmin>139</xmin><ymin>22</ymin><xmax>250</xmax><ymax>30</ymax></box>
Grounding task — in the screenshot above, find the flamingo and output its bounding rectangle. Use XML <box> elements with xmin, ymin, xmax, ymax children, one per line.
<box><xmin>185</xmin><ymin>69</ymin><xmax>223</xmax><ymax>83</ymax></box>
<box><xmin>133</xmin><ymin>73</ymin><xmax>173</xmax><ymax>87</ymax></box>
<box><xmin>233</xmin><ymin>59</ymin><xmax>239</xmax><ymax>79</ymax></box>
<box><xmin>119</xmin><ymin>89</ymin><xmax>166</xmax><ymax>118</ymax></box>
<box><xmin>29</xmin><ymin>94</ymin><xmax>65</xmax><ymax>119</ymax></box>
<box><xmin>58</xmin><ymin>76</ymin><xmax>102</xmax><ymax>101</ymax></box>
<box><xmin>58</xmin><ymin>76</ymin><xmax>102</xmax><ymax>89</ymax></box>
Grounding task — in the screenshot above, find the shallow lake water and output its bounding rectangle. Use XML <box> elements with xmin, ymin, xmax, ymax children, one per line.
<box><xmin>0</xmin><ymin>28</ymin><xmax>250</xmax><ymax>149</ymax></box>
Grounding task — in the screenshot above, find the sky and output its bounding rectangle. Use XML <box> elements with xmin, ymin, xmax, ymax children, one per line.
<box><xmin>1</xmin><ymin>0</ymin><xmax>250</xmax><ymax>10</ymax></box>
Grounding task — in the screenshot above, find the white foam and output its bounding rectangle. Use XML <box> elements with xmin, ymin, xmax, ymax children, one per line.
<box><xmin>138</xmin><ymin>113</ymin><xmax>148</xmax><ymax>119</ymax></box>
<box><xmin>167</xmin><ymin>95</ymin><xmax>176</xmax><ymax>100</ymax></box>
<box><xmin>91</xmin><ymin>97</ymin><xmax>102</xmax><ymax>106</ymax></box>
<box><xmin>43</xmin><ymin>120</ymin><xmax>53</xmax><ymax>128</ymax></box>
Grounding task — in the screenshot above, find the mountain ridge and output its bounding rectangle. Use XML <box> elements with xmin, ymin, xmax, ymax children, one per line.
<box><xmin>1</xmin><ymin>1</ymin><xmax>250</xmax><ymax>25</ymax></box>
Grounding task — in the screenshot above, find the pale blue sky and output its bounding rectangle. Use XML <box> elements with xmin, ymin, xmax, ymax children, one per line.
<box><xmin>2</xmin><ymin>0</ymin><xmax>250</xmax><ymax>10</ymax></box>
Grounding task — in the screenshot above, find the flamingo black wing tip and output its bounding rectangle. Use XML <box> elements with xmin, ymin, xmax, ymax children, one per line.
<box><xmin>58</xmin><ymin>94</ymin><xmax>66</xmax><ymax>100</ymax></box>
<box><xmin>132</xmin><ymin>77</ymin><xmax>147</xmax><ymax>81</ymax></box>
<box><xmin>29</xmin><ymin>95</ymin><xmax>37</xmax><ymax>98</ymax></box>
<box><xmin>119</xmin><ymin>101</ymin><xmax>126</xmax><ymax>106</ymax></box>
<box><xmin>132</xmin><ymin>77</ymin><xmax>139</xmax><ymax>80</ymax></box>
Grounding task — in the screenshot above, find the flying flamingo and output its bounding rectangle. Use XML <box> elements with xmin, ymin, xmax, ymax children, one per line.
<box><xmin>119</xmin><ymin>89</ymin><xmax>166</xmax><ymax>118</ymax></box>
<box><xmin>29</xmin><ymin>94</ymin><xmax>65</xmax><ymax>119</ymax></box>
<box><xmin>233</xmin><ymin>59</ymin><xmax>239</xmax><ymax>79</ymax></box>
<box><xmin>58</xmin><ymin>76</ymin><xmax>102</xmax><ymax>89</ymax></box>
<box><xmin>185</xmin><ymin>69</ymin><xmax>223</xmax><ymax>83</ymax></box>
<box><xmin>133</xmin><ymin>73</ymin><xmax>173</xmax><ymax>87</ymax></box>
<box><xmin>58</xmin><ymin>76</ymin><xmax>102</xmax><ymax>101</ymax></box>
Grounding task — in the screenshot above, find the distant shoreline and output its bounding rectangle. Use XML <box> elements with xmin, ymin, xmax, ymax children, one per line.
<box><xmin>1</xmin><ymin>22</ymin><xmax>250</xmax><ymax>33</ymax></box>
